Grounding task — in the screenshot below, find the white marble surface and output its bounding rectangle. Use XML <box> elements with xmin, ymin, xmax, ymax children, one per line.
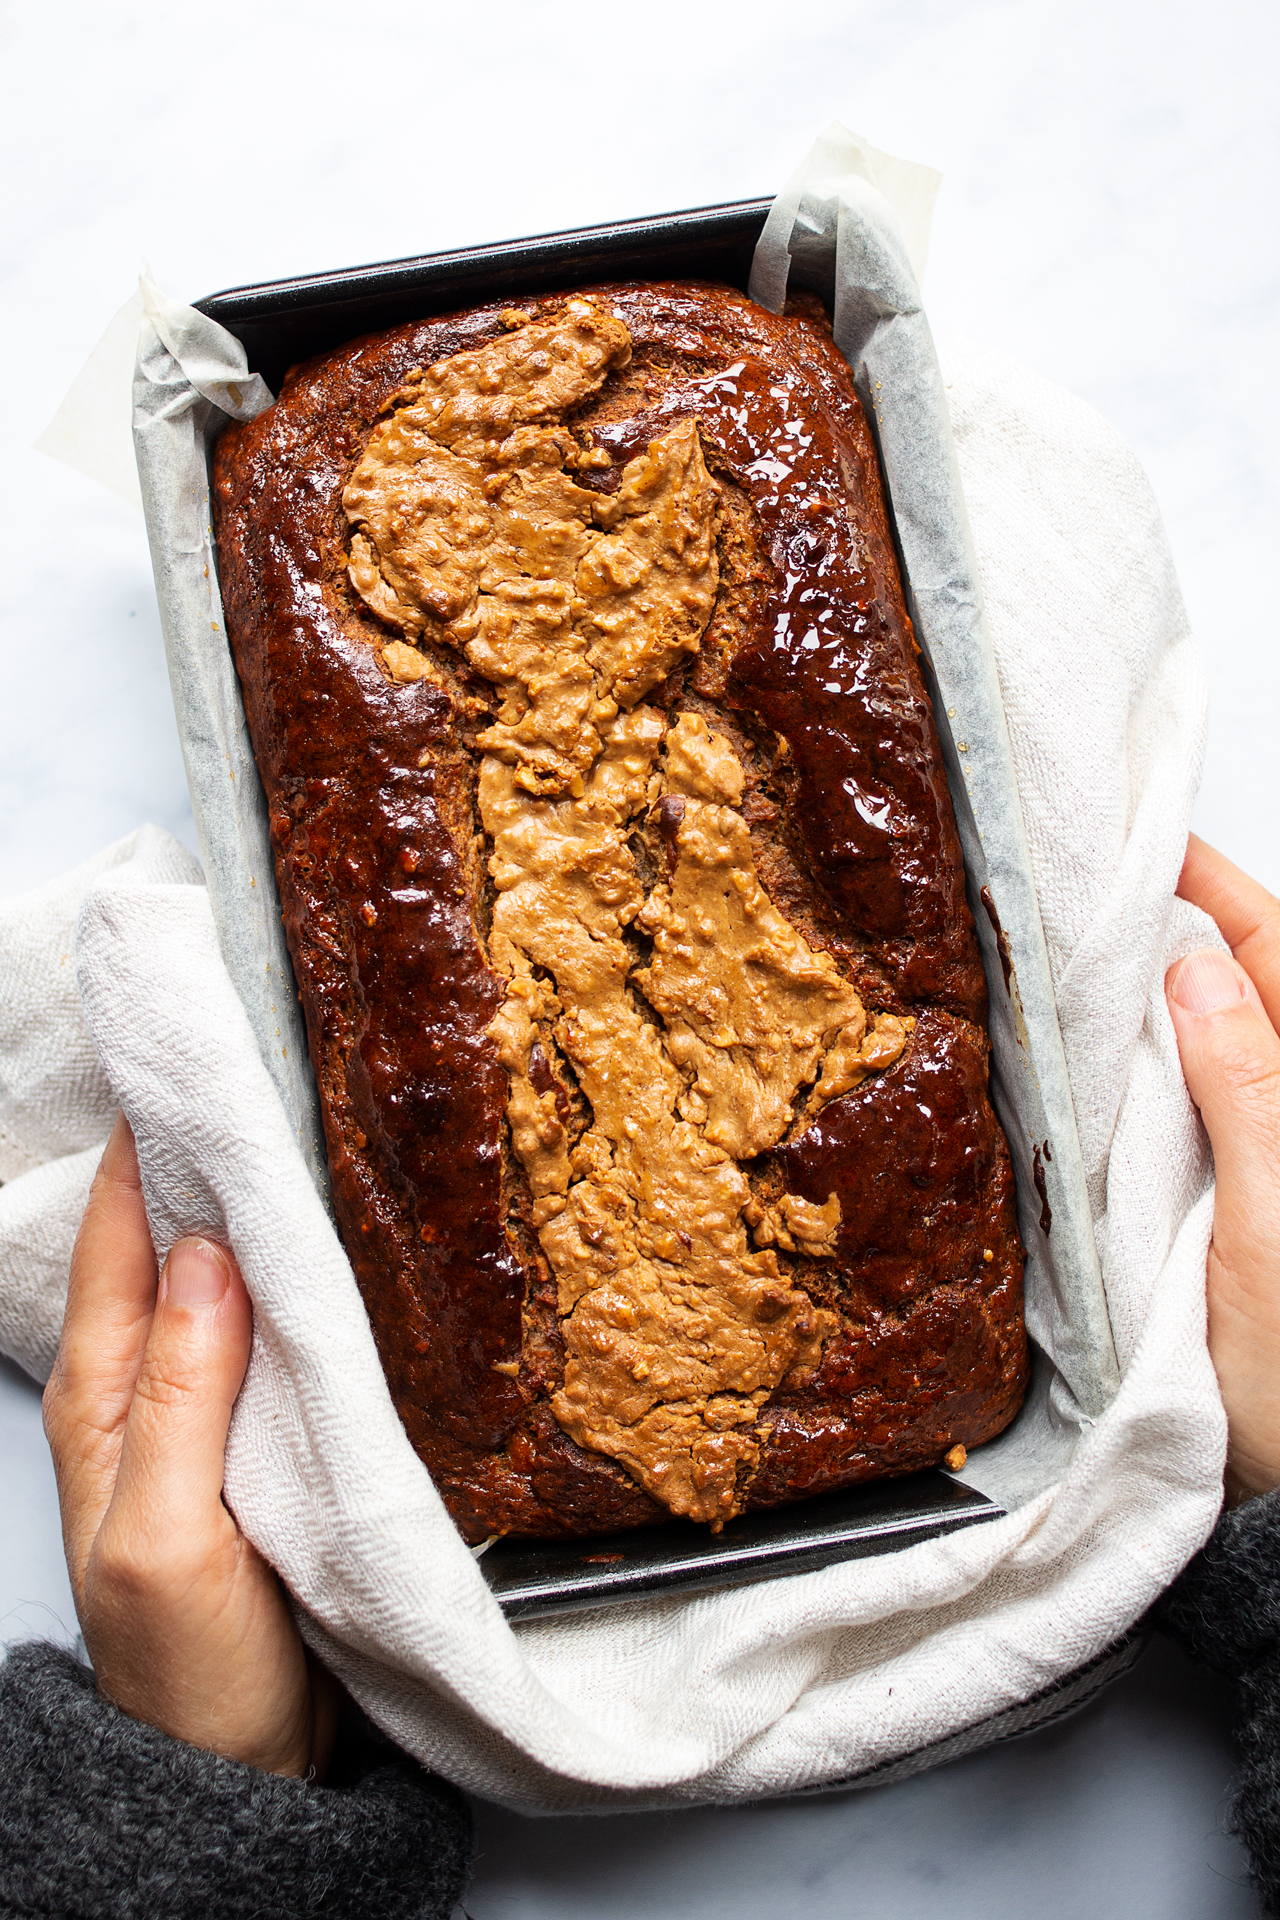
<box><xmin>2</xmin><ymin>0</ymin><xmax>1277</xmax><ymax>1910</ymax></box>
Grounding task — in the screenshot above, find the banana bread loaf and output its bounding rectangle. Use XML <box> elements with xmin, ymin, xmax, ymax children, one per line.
<box><xmin>212</xmin><ymin>280</ymin><xmax>1026</xmax><ymax>1542</ymax></box>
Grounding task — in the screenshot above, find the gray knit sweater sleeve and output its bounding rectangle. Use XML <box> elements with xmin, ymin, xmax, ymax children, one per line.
<box><xmin>0</xmin><ymin>1642</ymin><xmax>471</xmax><ymax>1920</ymax></box>
<box><xmin>1160</xmin><ymin>1487</ymin><xmax>1280</xmax><ymax>1916</ymax></box>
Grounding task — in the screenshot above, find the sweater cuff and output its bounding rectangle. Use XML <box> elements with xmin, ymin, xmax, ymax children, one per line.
<box><xmin>0</xmin><ymin>1642</ymin><xmax>471</xmax><ymax>1920</ymax></box>
<box><xmin>1158</xmin><ymin>1485</ymin><xmax>1280</xmax><ymax>1678</ymax></box>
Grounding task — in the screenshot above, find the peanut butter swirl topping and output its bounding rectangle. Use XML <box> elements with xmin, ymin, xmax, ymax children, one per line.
<box><xmin>344</xmin><ymin>298</ymin><xmax>716</xmax><ymax>796</ymax></box>
<box><xmin>344</xmin><ymin>303</ymin><xmax>909</xmax><ymax>1524</ymax></box>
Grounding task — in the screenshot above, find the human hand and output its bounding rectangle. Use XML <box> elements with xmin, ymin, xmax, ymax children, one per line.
<box><xmin>42</xmin><ymin>1113</ymin><xmax>337</xmax><ymax>1776</ymax></box>
<box><xmin>1167</xmin><ymin>835</ymin><xmax>1280</xmax><ymax>1507</ymax></box>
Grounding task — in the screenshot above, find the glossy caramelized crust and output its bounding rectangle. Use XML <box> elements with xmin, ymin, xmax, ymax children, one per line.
<box><xmin>212</xmin><ymin>281</ymin><xmax>1027</xmax><ymax>1542</ymax></box>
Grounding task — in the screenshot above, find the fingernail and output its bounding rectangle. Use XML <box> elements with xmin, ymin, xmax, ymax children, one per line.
<box><xmin>164</xmin><ymin>1237</ymin><xmax>231</xmax><ymax>1309</ymax></box>
<box><xmin>1169</xmin><ymin>948</ymin><xmax>1248</xmax><ymax>1016</ymax></box>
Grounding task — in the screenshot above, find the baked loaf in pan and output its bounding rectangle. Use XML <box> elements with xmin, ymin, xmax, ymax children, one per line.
<box><xmin>212</xmin><ymin>281</ymin><xmax>1027</xmax><ymax>1542</ymax></box>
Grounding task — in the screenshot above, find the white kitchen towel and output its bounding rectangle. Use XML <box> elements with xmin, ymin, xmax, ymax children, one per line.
<box><xmin>0</xmin><ymin>338</ymin><xmax>1225</xmax><ymax>1809</ymax></box>
<box><xmin>0</xmin><ymin>827</ymin><xmax>201</xmax><ymax>1379</ymax></box>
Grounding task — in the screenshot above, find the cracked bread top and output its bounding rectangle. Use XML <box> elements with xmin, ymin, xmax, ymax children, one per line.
<box><xmin>212</xmin><ymin>280</ymin><xmax>1026</xmax><ymax>1542</ymax></box>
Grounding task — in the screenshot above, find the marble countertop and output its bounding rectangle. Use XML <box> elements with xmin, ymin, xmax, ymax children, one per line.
<box><xmin>2</xmin><ymin>0</ymin><xmax>1276</xmax><ymax>1910</ymax></box>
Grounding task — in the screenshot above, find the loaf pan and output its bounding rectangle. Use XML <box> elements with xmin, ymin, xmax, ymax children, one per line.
<box><xmin>150</xmin><ymin>198</ymin><xmax>1061</xmax><ymax>1613</ymax></box>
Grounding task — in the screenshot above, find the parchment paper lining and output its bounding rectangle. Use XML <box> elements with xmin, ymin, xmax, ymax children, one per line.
<box><xmin>130</xmin><ymin>128</ymin><xmax>1116</xmax><ymax>1519</ymax></box>
<box><xmin>750</xmin><ymin>126</ymin><xmax>1118</xmax><ymax>1482</ymax></box>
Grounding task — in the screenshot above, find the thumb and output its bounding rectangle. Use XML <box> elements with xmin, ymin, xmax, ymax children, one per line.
<box><xmin>104</xmin><ymin>1238</ymin><xmax>253</xmax><ymax>1562</ymax></box>
<box><xmin>1167</xmin><ymin>947</ymin><xmax>1280</xmax><ymax>1502</ymax></box>
<box><xmin>1168</xmin><ymin>948</ymin><xmax>1280</xmax><ymax>1289</ymax></box>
